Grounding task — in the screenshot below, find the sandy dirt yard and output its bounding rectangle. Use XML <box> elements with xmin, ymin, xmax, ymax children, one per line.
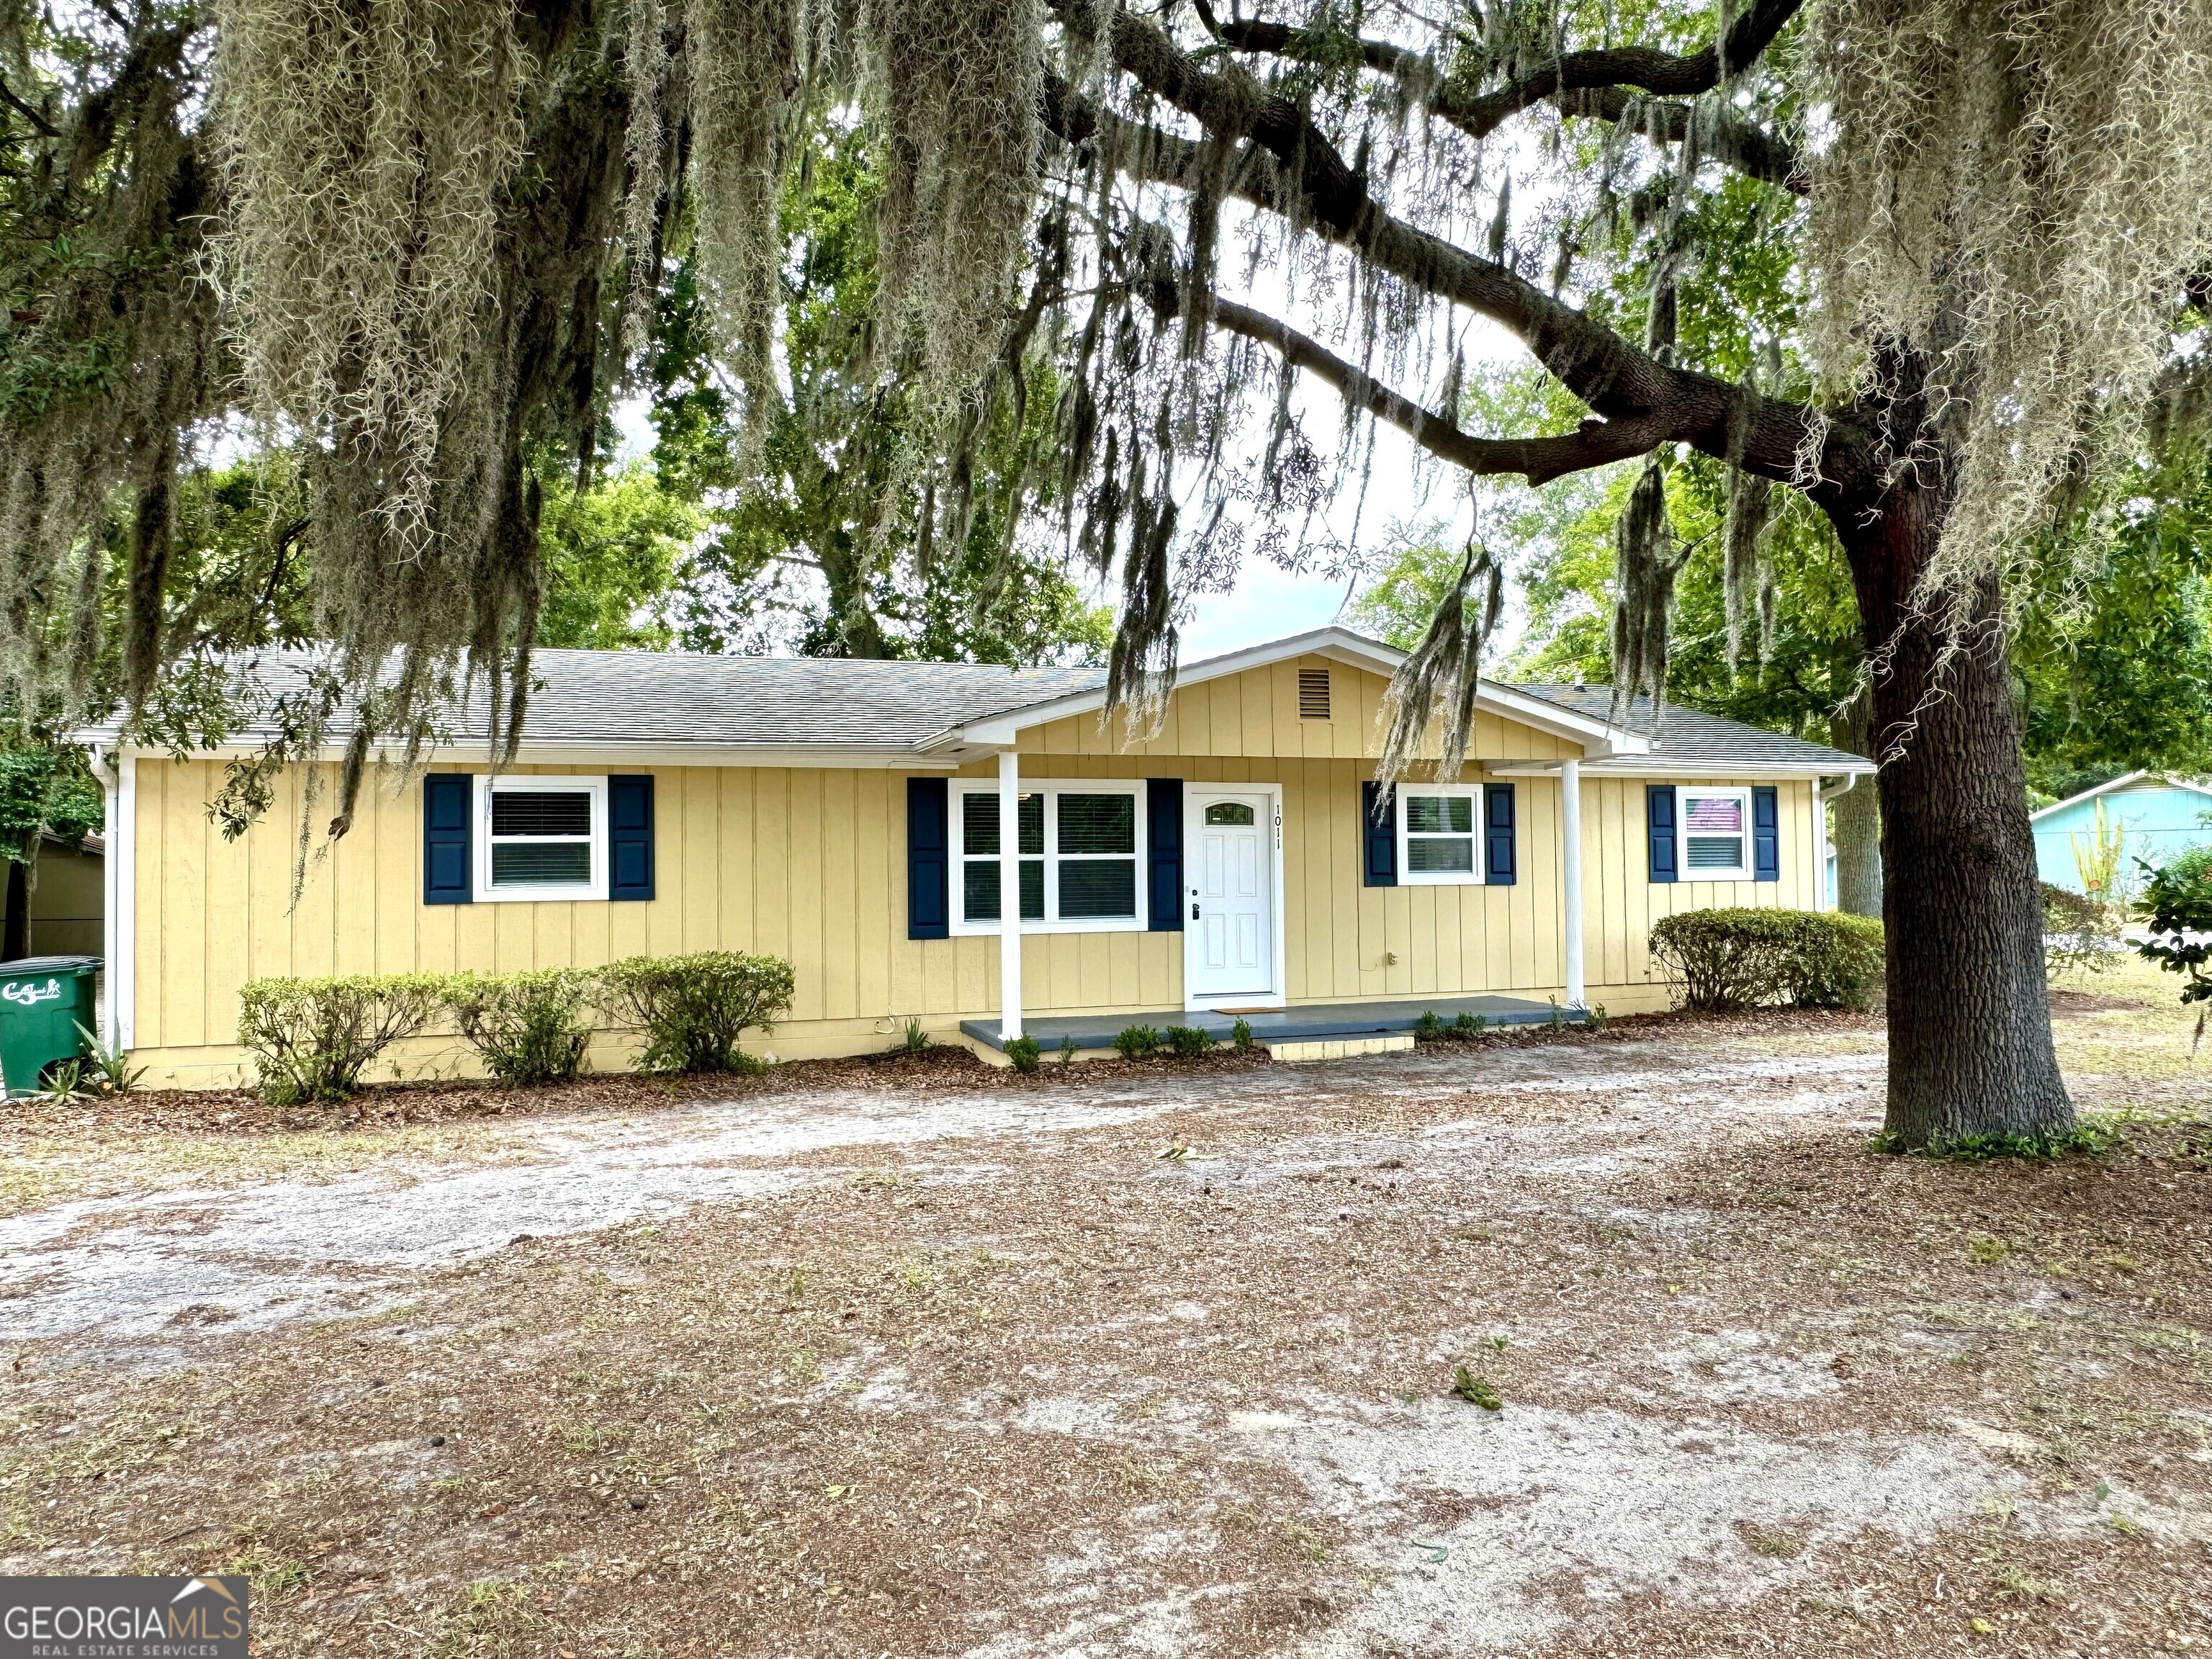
<box><xmin>2</xmin><ymin>968</ymin><xmax>2208</xmax><ymax>1658</ymax></box>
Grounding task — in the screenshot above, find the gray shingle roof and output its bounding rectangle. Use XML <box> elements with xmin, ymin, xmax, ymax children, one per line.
<box><xmin>211</xmin><ymin>648</ymin><xmax>1107</xmax><ymax>750</ymax></box>
<box><xmin>1511</xmin><ymin>684</ymin><xmax>1871</xmax><ymax>773</ymax></box>
<box><xmin>110</xmin><ymin>646</ymin><xmax>1868</xmax><ymax>772</ymax></box>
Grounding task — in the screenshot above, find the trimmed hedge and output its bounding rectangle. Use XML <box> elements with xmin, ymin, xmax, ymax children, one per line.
<box><xmin>446</xmin><ymin>969</ymin><xmax>595</xmax><ymax>1087</ymax></box>
<box><xmin>235</xmin><ymin>950</ymin><xmax>799</xmax><ymax>1101</ymax></box>
<box><xmin>238</xmin><ymin>974</ymin><xmax>447</xmax><ymax>1104</ymax></box>
<box><xmin>595</xmin><ymin>950</ymin><xmax>795</xmax><ymax>1074</ymax></box>
<box><xmin>1648</xmin><ymin>907</ymin><xmax>1884</xmax><ymax>1012</ymax></box>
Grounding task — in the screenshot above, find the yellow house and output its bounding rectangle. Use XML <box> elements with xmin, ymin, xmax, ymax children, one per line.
<box><xmin>84</xmin><ymin>628</ymin><xmax>1874</xmax><ymax>1088</ymax></box>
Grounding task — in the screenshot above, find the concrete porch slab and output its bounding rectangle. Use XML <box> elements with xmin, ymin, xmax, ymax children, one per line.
<box><xmin>960</xmin><ymin>992</ymin><xmax>1568</xmax><ymax>1053</ymax></box>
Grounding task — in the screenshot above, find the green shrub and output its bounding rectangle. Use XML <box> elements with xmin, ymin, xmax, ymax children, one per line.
<box><xmin>444</xmin><ymin>970</ymin><xmax>595</xmax><ymax>1087</ymax></box>
<box><xmin>1113</xmin><ymin>1024</ymin><xmax>1162</xmax><ymax>1060</ymax></box>
<box><xmin>1164</xmin><ymin>1024</ymin><xmax>1211</xmax><ymax>1058</ymax></box>
<box><xmin>1006</xmin><ymin>1035</ymin><xmax>1041</xmax><ymax>1072</ymax></box>
<box><xmin>1231</xmin><ymin>1016</ymin><xmax>1254</xmax><ymax>1051</ymax></box>
<box><xmin>237</xmin><ymin>974</ymin><xmax>448</xmax><ymax>1104</ymax></box>
<box><xmin>1451</xmin><ymin>1011</ymin><xmax>1487</xmax><ymax>1038</ymax></box>
<box><xmin>1786</xmin><ymin>912</ymin><xmax>1886</xmax><ymax>1009</ymax></box>
<box><xmin>1648</xmin><ymin>908</ymin><xmax>1885</xmax><ymax>1012</ymax></box>
<box><xmin>901</xmin><ymin>1015</ymin><xmax>930</xmax><ymax>1056</ymax></box>
<box><xmin>1415</xmin><ymin>1010</ymin><xmax>1443</xmax><ymax>1039</ymax></box>
<box><xmin>2136</xmin><ymin>847</ymin><xmax>2212</xmax><ymax>1013</ymax></box>
<box><xmin>595</xmin><ymin>951</ymin><xmax>795</xmax><ymax>1074</ymax></box>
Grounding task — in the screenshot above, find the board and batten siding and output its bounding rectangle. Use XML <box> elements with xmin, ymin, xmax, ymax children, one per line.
<box><xmin>125</xmin><ymin>655</ymin><xmax>1821</xmax><ymax>1086</ymax></box>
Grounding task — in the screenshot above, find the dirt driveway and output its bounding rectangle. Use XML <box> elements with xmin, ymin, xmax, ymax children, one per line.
<box><xmin>2</xmin><ymin>979</ymin><xmax>2208</xmax><ymax>1657</ymax></box>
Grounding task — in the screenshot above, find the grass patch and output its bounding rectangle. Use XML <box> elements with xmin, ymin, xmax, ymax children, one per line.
<box><xmin>1871</xmin><ymin>1115</ymin><xmax>2131</xmax><ymax>1161</ymax></box>
<box><xmin>1449</xmin><ymin>1365</ymin><xmax>1502</xmax><ymax>1410</ymax></box>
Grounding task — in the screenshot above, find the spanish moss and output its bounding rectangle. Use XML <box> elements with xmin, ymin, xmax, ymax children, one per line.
<box><xmin>1377</xmin><ymin>540</ymin><xmax>1506</xmax><ymax>791</ymax></box>
<box><xmin>1805</xmin><ymin>0</ymin><xmax>2212</xmax><ymax>607</ymax></box>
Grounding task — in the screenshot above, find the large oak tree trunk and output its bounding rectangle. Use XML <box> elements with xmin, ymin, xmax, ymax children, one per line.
<box><xmin>1830</xmin><ymin>476</ymin><xmax>2072</xmax><ymax>1148</ymax></box>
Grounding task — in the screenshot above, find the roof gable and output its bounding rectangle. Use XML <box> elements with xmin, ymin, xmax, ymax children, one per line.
<box><xmin>2030</xmin><ymin>770</ymin><xmax>2212</xmax><ymax>822</ymax></box>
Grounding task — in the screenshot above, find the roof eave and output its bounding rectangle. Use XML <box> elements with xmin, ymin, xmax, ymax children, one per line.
<box><xmin>93</xmin><ymin>737</ymin><xmax>971</xmax><ymax>771</ymax></box>
<box><xmin>926</xmin><ymin>625</ymin><xmax>1653</xmax><ymax>756</ymax></box>
<box><xmin>2027</xmin><ymin>769</ymin><xmax>2212</xmax><ymax>821</ymax></box>
<box><xmin>1488</xmin><ymin>757</ymin><xmax>1879</xmax><ymax>778</ymax></box>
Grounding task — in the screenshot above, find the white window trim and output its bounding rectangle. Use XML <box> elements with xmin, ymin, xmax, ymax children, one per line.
<box><xmin>1395</xmin><ymin>782</ymin><xmax>1486</xmax><ymax>886</ymax></box>
<box><xmin>949</xmin><ymin>778</ymin><xmax>1148</xmax><ymax>935</ymax></box>
<box><xmin>474</xmin><ymin>774</ymin><xmax>608</xmax><ymax>903</ymax></box>
<box><xmin>1676</xmin><ymin>784</ymin><xmax>1753</xmax><ymax>882</ymax></box>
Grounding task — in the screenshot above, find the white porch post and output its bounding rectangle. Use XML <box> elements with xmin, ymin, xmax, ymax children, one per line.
<box><xmin>998</xmin><ymin>747</ymin><xmax>1022</xmax><ymax>1043</ymax></box>
<box><xmin>1560</xmin><ymin>758</ymin><xmax>1586</xmax><ymax>1010</ymax></box>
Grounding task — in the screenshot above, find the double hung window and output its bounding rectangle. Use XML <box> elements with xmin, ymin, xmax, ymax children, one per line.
<box><xmin>475</xmin><ymin>775</ymin><xmax>607</xmax><ymax>901</ymax></box>
<box><xmin>1395</xmin><ymin>784</ymin><xmax>1483</xmax><ymax>884</ymax></box>
<box><xmin>1677</xmin><ymin>786</ymin><xmax>1751</xmax><ymax>879</ymax></box>
<box><xmin>952</xmin><ymin>781</ymin><xmax>1144</xmax><ymax>932</ymax></box>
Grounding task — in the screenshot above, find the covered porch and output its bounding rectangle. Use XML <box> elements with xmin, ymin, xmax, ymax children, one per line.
<box><xmin>960</xmin><ymin>992</ymin><xmax>1564</xmax><ymax>1054</ymax></box>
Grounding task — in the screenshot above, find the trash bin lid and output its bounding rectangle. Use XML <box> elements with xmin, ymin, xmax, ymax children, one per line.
<box><xmin>0</xmin><ymin>955</ymin><xmax>102</xmax><ymax>976</ymax></box>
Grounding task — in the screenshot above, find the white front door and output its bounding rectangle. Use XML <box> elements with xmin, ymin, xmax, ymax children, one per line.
<box><xmin>1187</xmin><ymin>791</ymin><xmax>1275</xmax><ymax>1002</ymax></box>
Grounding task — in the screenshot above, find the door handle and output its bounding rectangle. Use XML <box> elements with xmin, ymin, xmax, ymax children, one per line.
<box><xmin>1191</xmin><ymin>902</ymin><xmax>1201</xmax><ymax>920</ymax></box>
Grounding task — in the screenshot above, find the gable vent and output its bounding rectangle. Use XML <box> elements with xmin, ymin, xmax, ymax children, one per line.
<box><xmin>1298</xmin><ymin>667</ymin><xmax>1332</xmax><ymax>719</ymax></box>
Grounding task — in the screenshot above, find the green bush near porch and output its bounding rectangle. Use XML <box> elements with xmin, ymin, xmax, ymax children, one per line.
<box><xmin>1162</xmin><ymin>1025</ymin><xmax>1212</xmax><ymax>1058</ymax></box>
<box><xmin>595</xmin><ymin>951</ymin><xmax>796</xmax><ymax>1074</ymax></box>
<box><xmin>1112</xmin><ymin>1025</ymin><xmax>1163</xmax><ymax>1060</ymax></box>
<box><xmin>1650</xmin><ymin>909</ymin><xmax>1885</xmax><ymax>1013</ymax></box>
<box><xmin>237</xmin><ymin>974</ymin><xmax>449</xmax><ymax>1105</ymax></box>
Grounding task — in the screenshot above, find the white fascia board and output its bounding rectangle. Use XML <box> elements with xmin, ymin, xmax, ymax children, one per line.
<box><xmin>2025</xmin><ymin>768</ymin><xmax>2212</xmax><ymax>822</ymax></box>
<box><xmin>1488</xmin><ymin>757</ymin><xmax>1876</xmax><ymax>779</ymax></box>
<box><xmin>93</xmin><ymin>739</ymin><xmax>966</xmax><ymax>771</ymax></box>
<box><xmin>1475</xmin><ymin>683</ymin><xmax>1654</xmax><ymax>756</ymax></box>
<box><xmin>2028</xmin><ymin>769</ymin><xmax>2148</xmax><ymax>821</ymax></box>
<box><xmin>923</xmin><ymin>624</ymin><xmax>1650</xmax><ymax>756</ymax></box>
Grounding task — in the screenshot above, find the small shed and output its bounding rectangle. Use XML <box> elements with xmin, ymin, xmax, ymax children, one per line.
<box><xmin>2030</xmin><ymin>772</ymin><xmax>2212</xmax><ymax>894</ymax></box>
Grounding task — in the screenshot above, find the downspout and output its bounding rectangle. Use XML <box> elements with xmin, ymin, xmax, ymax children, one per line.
<box><xmin>1815</xmin><ymin>773</ymin><xmax>1858</xmax><ymax>912</ymax></box>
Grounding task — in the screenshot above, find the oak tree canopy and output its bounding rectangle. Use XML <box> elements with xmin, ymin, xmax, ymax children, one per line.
<box><xmin>6</xmin><ymin>0</ymin><xmax>2210</xmax><ymax>1143</ymax></box>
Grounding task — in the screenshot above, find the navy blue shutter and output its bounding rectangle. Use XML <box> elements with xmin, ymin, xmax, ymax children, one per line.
<box><xmin>423</xmin><ymin>774</ymin><xmax>472</xmax><ymax>904</ymax></box>
<box><xmin>1147</xmin><ymin>779</ymin><xmax>1184</xmax><ymax>931</ymax></box>
<box><xmin>1752</xmin><ymin>785</ymin><xmax>1781</xmax><ymax>882</ymax></box>
<box><xmin>1647</xmin><ymin>784</ymin><xmax>1679</xmax><ymax>883</ymax></box>
<box><xmin>608</xmin><ymin>775</ymin><xmax>655</xmax><ymax>900</ymax></box>
<box><xmin>1361</xmin><ymin>782</ymin><xmax>1398</xmax><ymax>886</ymax></box>
<box><xmin>1484</xmin><ymin>782</ymin><xmax>1517</xmax><ymax>884</ymax></box>
<box><xmin>907</xmin><ymin>777</ymin><xmax>950</xmax><ymax>939</ymax></box>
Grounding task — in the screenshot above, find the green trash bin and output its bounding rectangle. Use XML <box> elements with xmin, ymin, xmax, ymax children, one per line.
<box><xmin>0</xmin><ymin>955</ymin><xmax>101</xmax><ymax>1097</ymax></box>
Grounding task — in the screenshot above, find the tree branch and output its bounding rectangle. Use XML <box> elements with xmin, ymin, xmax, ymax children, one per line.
<box><xmin>0</xmin><ymin>72</ymin><xmax>60</xmax><ymax>140</ymax></box>
<box><xmin>1555</xmin><ymin>86</ymin><xmax>1804</xmax><ymax>194</ymax></box>
<box><xmin>1215</xmin><ymin>12</ymin><xmax>1805</xmax><ymax>190</ymax></box>
<box><xmin>1201</xmin><ymin>292</ymin><xmax>1678</xmax><ymax>485</ymax></box>
<box><xmin>1044</xmin><ymin>16</ymin><xmax>1843</xmax><ymax>488</ymax></box>
<box><xmin>1434</xmin><ymin>0</ymin><xmax>1802</xmax><ymax>138</ymax></box>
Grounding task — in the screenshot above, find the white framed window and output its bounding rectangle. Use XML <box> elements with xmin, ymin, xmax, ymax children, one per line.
<box><xmin>950</xmin><ymin>779</ymin><xmax>1146</xmax><ymax>934</ymax></box>
<box><xmin>1678</xmin><ymin>786</ymin><xmax>1752</xmax><ymax>881</ymax></box>
<box><xmin>475</xmin><ymin>775</ymin><xmax>607</xmax><ymax>902</ymax></box>
<box><xmin>1396</xmin><ymin>783</ymin><xmax>1483</xmax><ymax>884</ymax></box>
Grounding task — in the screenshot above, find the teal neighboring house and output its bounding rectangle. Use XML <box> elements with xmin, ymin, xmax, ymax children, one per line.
<box><xmin>2030</xmin><ymin>771</ymin><xmax>2212</xmax><ymax>894</ymax></box>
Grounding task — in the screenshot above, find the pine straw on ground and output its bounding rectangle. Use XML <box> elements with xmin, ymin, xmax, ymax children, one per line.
<box><xmin>1</xmin><ymin>982</ymin><xmax>2206</xmax><ymax>1657</ymax></box>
